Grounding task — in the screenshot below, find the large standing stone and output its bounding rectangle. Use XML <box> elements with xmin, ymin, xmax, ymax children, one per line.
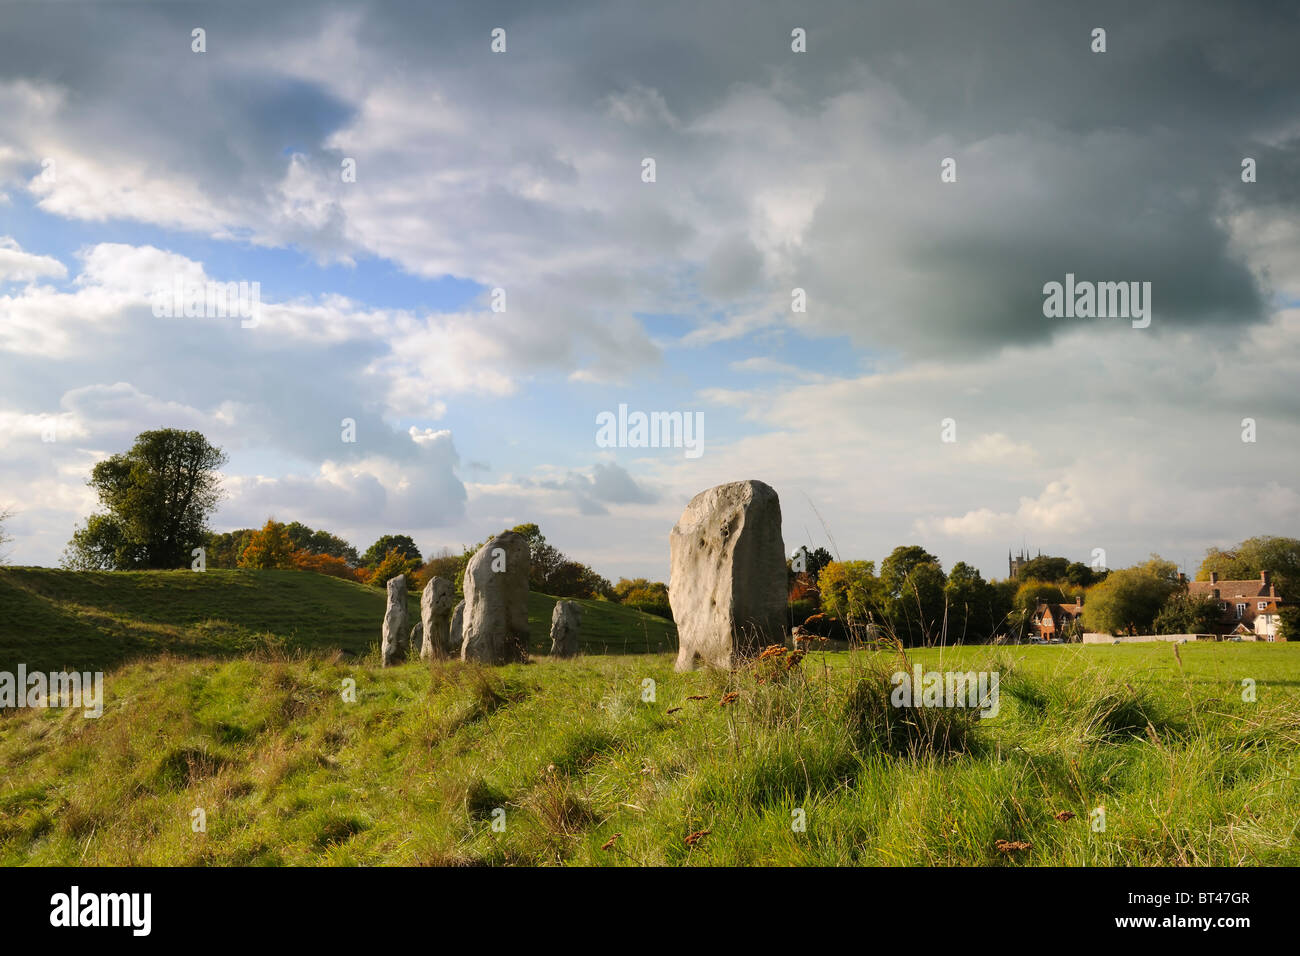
<box><xmin>420</xmin><ymin>576</ymin><xmax>456</xmax><ymax>660</ymax></box>
<box><xmin>669</xmin><ymin>480</ymin><xmax>786</xmax><ymax>671</ymax></box>
<box><xmin>449</xmin><ymin>600</ymin><xmax>465</xmax><ymax>655</ymax></box>
<box><xmin>380</xmin><ymin>574</ymin><xmax>410</xmax><ymax>667</ymax></box>
<box><xmin>460</xmin><ymin>532</ymin><xmax>530</xmax><ymax>664</ymax></box>
<box><xmin>409</xmin><ymin>621</ymin><xmax>423</xmax><ymax>655</ymax></box>
<box><xmin>549</xmin><ymin>600</ymin><xmax>582</xmax><ymax>657</ymax></box>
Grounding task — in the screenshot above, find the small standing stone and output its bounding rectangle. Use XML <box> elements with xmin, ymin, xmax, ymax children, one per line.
<box><xmin>549</xmin><ymin>600</ymin><xmax>582</xmax><ymax>657</ymax></box>
<box><xmin>420</xmin><ymin>576</ymin><xmax>455</xmax><ymax>660</ymax></box>
<box><xmin>449</xmin><ymin>600</ymin><xmax>465</xmax><ymax>656</ymax></box>
<box><xmin>381</xmin><ymin>574</ymin><xmax>410</xmax><ymax>667</ymax></box>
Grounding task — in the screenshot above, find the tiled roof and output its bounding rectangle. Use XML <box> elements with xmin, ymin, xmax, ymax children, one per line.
<box><xmin>1187</xmin><ymin>579</ymin><xmax>1276</xmax><ymax>600</ymax></box>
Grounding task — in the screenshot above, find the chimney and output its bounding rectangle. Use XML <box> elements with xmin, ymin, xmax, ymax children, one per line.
<box><xmin>1178</xmin><ymin>572</ymin><xmax>1186</xmax><ymax>584</ymax></box>
<box><xmin>1210</xmin><ymin>571</ymin><xmax>1218</xmax><ymax>584</ymax></box>
<box><xmin>1261</xmin><ymin>570</ymin><xmax>1271</xmax><ymax>587</ymax></box>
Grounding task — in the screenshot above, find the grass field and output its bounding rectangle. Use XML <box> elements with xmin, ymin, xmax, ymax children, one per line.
<box><xmin>0</xmin><ymin>567</ymin><xmax>677</xmax><ymax>673</ymax></box>
<box><xmin>1</xmin><ymin>570</ymin><xmax>1297</xmax><ymax>866</ymax></box>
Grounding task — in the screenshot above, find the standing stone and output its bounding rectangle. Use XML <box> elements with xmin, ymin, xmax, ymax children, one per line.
<box><xmin>449</xmin><ymin>600</ymin><xmax>465</xmax><ymax>656</ymax></box>
<box><xmin>380</xmin><ymin>574</ymin><xmax>410</xmax><ymax>667</ymax></box>
<box><xmin>460</xmin><ymin>531</ymin><xmax>530</xmax><ymax>664</ymax></box>
<box><xmin>420</xmin><ymin>576</ymin><xmax>455</xmax><ymax>660</ymax></box>
<box><xmin>669</xmin><ymin>480</ymin><xmax>786</xmax><ymax>671</ymax></box>
<box><xmin>549</xmin><ymin>600</ymin><xmax>582</xmax><ymax>657</ymax></box>
<box><xmin>409</xmin><ymin>621</ymin><xmax>423</xmax><ymax>655</ymax></box>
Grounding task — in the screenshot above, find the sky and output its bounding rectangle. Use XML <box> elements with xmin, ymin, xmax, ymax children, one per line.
<box><xmin>1</xmin><ymin>0</ymin><xmax>1298</xmax><ymax>583</ymax></box>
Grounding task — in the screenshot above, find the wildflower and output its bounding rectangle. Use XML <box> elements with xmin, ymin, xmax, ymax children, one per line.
<box><xmin>1054</xmin><ymin>811</ymin><xmax>1075</xmax><ymax>822</ymax></box>
<box><xmin>601</xmin><ymin>833</ymin><xmax>620</xmax><ymax>851</ymax></box>
<box><xmin>719</xmin><ymin>692</ymin><xmax>739</xmax><ymax>706</ymax></box>
<box><xmin>685</xmin><ymin>828</ymin><xmax>710</xmax><ymax>846</ymax></box>
<box><xmin>995</xmin><ymin>839</ymin><xmax>1031</xmax><ymax>853</ymax></box>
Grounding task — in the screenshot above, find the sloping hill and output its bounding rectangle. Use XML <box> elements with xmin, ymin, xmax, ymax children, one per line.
<box><xmin>0</xmin><ymin>568</ymin><xmax>676</xmax><ymax>673</ymax></box>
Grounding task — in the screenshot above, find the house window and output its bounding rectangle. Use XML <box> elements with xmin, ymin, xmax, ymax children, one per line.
<box><xmin>1235</xmin><ymin>603</ymin><xmax>1247</xmax><ymax>618</ymax></box>
<box><xmin>1258</xmin><ymin>602</ymin><xmax>1268</xmax><ymax>610</ymax></box>
<box><xmin>1219</xmin><ymin>602</ymin><xmax>1227</xmax><ymax>611</ymax></box>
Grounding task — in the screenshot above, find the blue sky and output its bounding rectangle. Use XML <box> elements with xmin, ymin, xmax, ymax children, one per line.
<box><xmin>2</xmin><ymin>0</ymin><xmax>1298</xmax><ymax>583</ymax></box>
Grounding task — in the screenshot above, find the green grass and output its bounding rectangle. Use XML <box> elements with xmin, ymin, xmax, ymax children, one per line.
<box><xmin>2</xmin><ymin>638</ymin><xmax>1297</xmax><ymax>866</ymax></box>
<box><xmin>0</xmin><ymin>568</ymin><xmax>677</xmax><ymax>673</ymax></box>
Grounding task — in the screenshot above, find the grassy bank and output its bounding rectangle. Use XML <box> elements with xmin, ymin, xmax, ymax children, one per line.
<box><xmin>2</xmin><ymin>641</ymin><xmax>1296</xmax><ymax>865</ymax></box>
<box><xmin>0</xmin><ymin>568</ymin><xmax>677</xmax><ymax>673</ymax></box>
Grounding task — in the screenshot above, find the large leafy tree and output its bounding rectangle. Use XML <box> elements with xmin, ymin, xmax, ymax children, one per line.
<box><xmin>1153</xmin><ymin>592</ymin><xmax>1220</xmax><ymax>634</ymax></box>
<box><xmin>362</xmin><ymin>534</ymin><xmax>422</xmax><ymax>568</ymax></box>
<box><xmin>944</xmin><ymin>561</ymin><xmax>999</xmax><ymax>642</ymax></box>
<box><xmin>1082</xmin><ymin>556</ymin><xmax>1180</xmax><ymax>635</ymax></box>
<box><xmin>64</xmin><ymin>429</ymin><xmax>227</xmax><ymax>570</ymax></box>
<box><xmin>238</xmin><ymin>519</ymin><xmax>296</xmax><ymax>569</ymax></box>
<box><xmin>1197</xmin><ymin>536</ymin><xmax>1300</xmax><ymax>601</ymax></box>
<box><xmin>816</xmin><ymin>560</ymin><xmax>883</xmax><ymax>624</ymax></box>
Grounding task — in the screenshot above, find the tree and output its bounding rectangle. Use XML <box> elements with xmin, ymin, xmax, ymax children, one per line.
<box><xmin>1197</xmin><ymin>536</ymin><xmax>1300</xmax><ymax>601</ymax></box>
<box><xmin>292</xmin><ymin>549</ymin><xmax>366</xmax><ymax>582</ymax></box>
<box><xmin>1064</xmin><ymin>562</ymin><xmax>1103</xmax><ymax>588</ymax></box>
<box><xmin>1015</xmin><ymin>555</ymin><xmax>1070</xmax><ymax>583</ymax></box>
<box><xmin>367</xmin><ymin>547</ymin><xmax>422</xmax><ymax>587</ymax></box>
<box><xmin>63</xmin><ymin>429</ymin><xmax>227</xmax><ymax>570</ymax></box>
<box><xmin>1082</xmin><ymin>558</ymin><xmax>1179</xmax><ymax>635</ymax></box>
<box><xmin>817</xmin><ymin>560</ymin><xmax>884</xmax><ymax>625</ymax></box>
<box><xmin>889</xmin><ymin>561</ymin><xmax>948</xmax><ymax>646</ymax></box>
<box><xmin>545</xmin><ymin>560</ymin><xmax>612</xmax><ymax>600</ymax></box>
<box><xmin>238</xmin><ymin>519</ymin><xmax>296</xmax><ymax>569</ymax></box>
<box><xmin>508</xmin><ymin>523</ymin><xmax>565</xmax><ymax>591</ymax></box>
<box><xmin>63</xmin><ymin>513</ymin><xmax>143</xmax><ymax>570</ymax></box>
<box><xmin>880</xmin><ymin>545</ymin><xmax>941</xmax><ymax>599</ymax></box>
<box><xmin>285</xmin><ymin>522</ymin><xmax>360</xmax><ymax>566</ymax></box>
<box><xmin>614</xmin><ymin>578</ymin><xmax>671</xmax><ymax>618</ymax></box>
<box><xmin>362</xmin><ymin>534</ymin><xmax>422</xmax><ymax>568</ymax></box>
<box><xmin>205</xmin><ymin>529</ymin><xmax>256</xmax><ymax>569</ymax></box>
<box><xmin>944</xmin><ymin>562</ymin><xmax>998</xmax><ymax>642</ymax></box>
<box><xmin>1153</xmin><ymin>592</ymin><xmax>1219</xmax><ymax>635</ymax></box>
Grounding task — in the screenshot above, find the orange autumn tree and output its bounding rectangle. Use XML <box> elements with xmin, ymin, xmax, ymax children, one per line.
<box><xmin>237</xmin><ymin>519</ymin><xmax>296</xmax><ymax>569</ymax></box>
<box><xmin>292</xmin><ymin>549</ymin><xmax>367</xmax><ymax>582</ymax></box>
<box><xmin>367</xmin><ymin>546</ymin><xmax>423</xmax><ymax>588</ymax></box>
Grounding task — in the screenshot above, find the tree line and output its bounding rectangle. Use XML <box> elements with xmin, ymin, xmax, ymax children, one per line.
<box><xmin>40</xmin><ymin>428</ymin><xmax>1300</xmax><ymax>640</ymax></box>
<box><xmin>52</xmin><ymin>428</ymin><xmax>666</xmax><ymax>610</ymax></box>
<box><xmin>797</xmin><ymin>538</ymin><xmax>1300</xmax><ymax>644</ymax></box>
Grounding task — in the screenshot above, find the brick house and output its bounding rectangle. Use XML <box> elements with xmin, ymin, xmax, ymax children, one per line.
<box><xmin>1186</xmin><ymin>571</ymin><xmax>1286</xmax><ymax>641</ymax></box>
<box><xmin>1031</xmin><ymin>595</ymin><xmax>1084</xmax><ymax>641</ymax></box>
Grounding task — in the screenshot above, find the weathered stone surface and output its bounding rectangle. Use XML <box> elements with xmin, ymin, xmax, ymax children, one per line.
<box><xmin>420</xmin><ymin>576</ymin><xmax>455</xmax><ymax>660</ymax></box>
<box><xmin>409</xmin><ymin>620</ymin><xmax>423</xmax><ymax>655</ymax></box>
<box><xmin>460</xmin><ymin>532</ymin><xmax>530</xmax><ymax>664</ymax></box>
<box><xmin>380</xmin><ymin>574</ymin><xmax>410</xmax><ymax>667</ymax></box>
<box><xmin>449</xmin><ymin>600</ymin><xmax>465</xmax><ymax>656</ymax></box>
<box><xmin>548</xmin><ymin>600</ymin><xmax>582</xmax><ymax>657</ymax></box>
<box><xmin>668</xmin><ymin>480</ymin><xmax>786</xmax><ymax>670</ymax></box>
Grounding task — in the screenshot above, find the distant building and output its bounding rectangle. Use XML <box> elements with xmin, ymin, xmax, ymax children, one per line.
<box><xmin>1186</xmin><ymin>571</ymin><xmax>1286</xmax><ymax>641</ymax></box>
<box><xmin>1031</xmin><ymin>594</ymin><xmax>1084</xmax><ymax>641</ymax></box>
<box><xmin>1008</xmin><ymin>548</ymin><xmax>1040</xmax><ymax>580</ymax></box>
